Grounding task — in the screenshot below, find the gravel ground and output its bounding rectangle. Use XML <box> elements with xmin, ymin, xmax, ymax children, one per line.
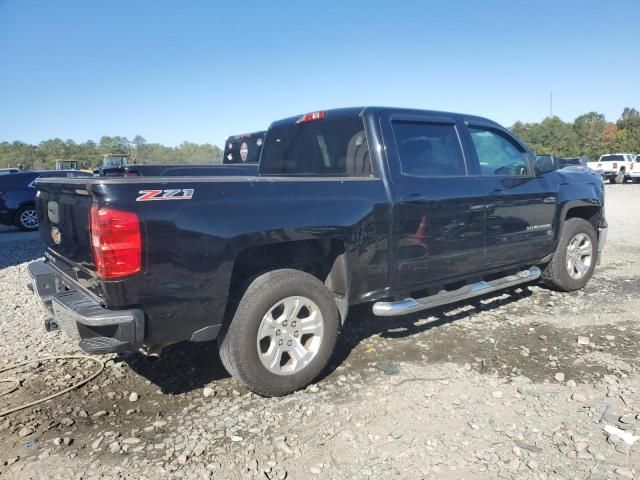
<box><xmin>1</xmin><ymin>184</ymin><xmax>640</xmax><ymax>480</ymax></box>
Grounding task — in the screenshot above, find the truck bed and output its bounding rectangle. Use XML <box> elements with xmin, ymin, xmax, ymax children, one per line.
<box><xmin>35</xmin><ymin>174</ymin><xmax>388</xmax><ymax>346</ymax></box>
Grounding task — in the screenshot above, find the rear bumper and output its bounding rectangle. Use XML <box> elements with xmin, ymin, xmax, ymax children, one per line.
<box><xmin>27</xmin><ymin>260</ymin><xmax>144</xmax><ymax>354</ymax></box>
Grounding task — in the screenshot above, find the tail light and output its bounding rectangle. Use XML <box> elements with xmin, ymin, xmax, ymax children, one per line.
<box><xmin>296</xmin><ymin>111</ymin><xmax>326</xmax><ymax>124</ymax></box>
<box><xmin>90</xmin><ymin>205</ymin><xmax>141</xmax><ymax>279</ymax></box>
<box><xmin>631</xmin><ymin>163</ymin><xmax>634</xmax><ymax>170</ymax></box>
<box><xmin>613</xmin><ymin>162</ymin><xmax>618</xmax><ymax>169</ymax></box>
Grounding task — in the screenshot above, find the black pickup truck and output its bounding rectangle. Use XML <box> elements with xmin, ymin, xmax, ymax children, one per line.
<box><xmin>223</xmin><ymin>131</ymin><xmax>265</xmax><ymax>164</ymax></box>
<box><xmin>27</xmin><ymin>107</ymin><xmax>607</xmax><ymax>396</ymax></box>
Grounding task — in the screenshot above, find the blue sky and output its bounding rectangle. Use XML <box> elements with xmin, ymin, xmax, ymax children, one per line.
<box><xmin>1</xmin><ymin>0</ymin><xmax>639</xmax><ymax>146</ymax></box>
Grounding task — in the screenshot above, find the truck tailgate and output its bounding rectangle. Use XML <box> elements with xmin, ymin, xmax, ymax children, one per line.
<box><xmin>35</xmin><ymin>178</ymin><xmax>96</xmax><ymax>275</ymax></box>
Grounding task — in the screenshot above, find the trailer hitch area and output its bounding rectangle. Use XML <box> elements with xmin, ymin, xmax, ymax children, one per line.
<box><xmin>44</xmin><ymin>319</ymin><xmax>59</xmax><ymax>332</ymax></box>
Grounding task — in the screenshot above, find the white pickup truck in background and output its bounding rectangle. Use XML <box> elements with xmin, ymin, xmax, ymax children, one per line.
<box><xmin>587</xmin><ymin>153</ymin><xmax>635</xmax><ymax>184</ymax></box>
<box><xmin>632</xmin><ymin>155</ymin><xmax>640</xmax><ymax>184</ymax></box>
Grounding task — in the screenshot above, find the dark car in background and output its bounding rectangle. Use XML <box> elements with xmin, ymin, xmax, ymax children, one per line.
<box><xmin>223</xmin><ymin>131</ymin><xmax>266</xmax><ymax>164</ymax></box>
<box><xmin>559</xmin><ymin>156</ymin><xmax>605</xmax><ymax>180</ymax></box>
<box><xmin>536</xmin><ymin>155</ymin><xmax>605</xmax><ymax>180</ymax></box>
<box><xmin>94</xmin><ymin>134</ymin><xmax>266</xmax><ymax>178</ymax></box>
<box><xmin>0</xmin><ymin>170</ymin><xmax>92</xmax><ymax>231</ymax></box>
<box><xmin>559</xmin><ymin>156</ymin><xmax>588</xmax><ymax>168</ymax></box>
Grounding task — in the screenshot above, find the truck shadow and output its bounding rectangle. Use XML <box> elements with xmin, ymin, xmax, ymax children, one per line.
<box><xmin>322</xmin><ymin>285</ymin><xmax>534</xmax><ymax>380</ymax></box>
<box><xmin>123</xmin><ymin>340</ymin><xmax>228</xmax><ymax>395</ymax></box>
<box><xmin>124</xmin><ymin>285</ymin><xmax>534</xmax><ymax>395</ymax></box>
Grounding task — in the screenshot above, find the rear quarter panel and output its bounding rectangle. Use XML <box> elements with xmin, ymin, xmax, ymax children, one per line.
<box><xmin>87</xmin><ymin>177</ymin><xmax>390</xmax><ymax>345</ymax></box>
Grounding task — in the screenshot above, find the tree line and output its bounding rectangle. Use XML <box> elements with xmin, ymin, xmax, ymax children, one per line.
<box><xmin>0</xmin><ymin>135</ymin><xmax>223</xmax><ymax>170</ymax></box>
<box><xmin>510</xmin><ymin>107</ymin><xmax>640</xmax><ymax>159</ymax></box>
<box><xmin>1</xmin><ymin>107</ymin><xmax>639</xmax><ymax>170</ymax></box>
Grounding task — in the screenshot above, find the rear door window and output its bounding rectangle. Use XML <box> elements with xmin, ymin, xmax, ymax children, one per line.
<box><xmin>260</xmin><ymin>118</ymin><xmax>371</xmax><ymax>176</ymax></box>
<box><xmin>391</xmin><ymin>121</ymin><xmax>467</xmax><ymax>177</ymax></box>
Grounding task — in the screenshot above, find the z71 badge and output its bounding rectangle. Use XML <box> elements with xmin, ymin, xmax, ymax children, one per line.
<box><xmin>136</xmin><ymin>189</ymin><xmax>195</xmax><ymax>201</ymax></box>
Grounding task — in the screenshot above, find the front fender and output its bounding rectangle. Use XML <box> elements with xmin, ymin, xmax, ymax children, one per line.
<box><xmin>553</xmin><ymin>175</ymin><xmax>605</xmax><ymax>244</ymax></box>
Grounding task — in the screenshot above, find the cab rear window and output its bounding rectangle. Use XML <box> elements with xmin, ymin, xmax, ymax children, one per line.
<box><xmin>260</xmin><ymin>118</ymin><xmax>372</xmax><ymax>177</ymax></box>
<box><xmin>599</xmin><ymin>155</ymin><xmax>625</xmax><ymax>162</ymax></box>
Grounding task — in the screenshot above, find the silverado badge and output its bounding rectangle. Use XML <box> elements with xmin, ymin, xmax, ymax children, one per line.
<box><xmin>50</xmin><ymin>226</ymin><xmax>62</xmax><ymax>244</ymax></box>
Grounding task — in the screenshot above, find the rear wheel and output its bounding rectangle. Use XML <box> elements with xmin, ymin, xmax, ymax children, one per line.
<box><xmin>218</xmin><ymin>269</ymin><xmax>340</xmax><ymax>397</ymax></box>
<box><xmin>14</xmin><ymin>205</ymin><xmax>38</xmax><ymax>231</ymax></box>
<box><xmin>542</xmin><ymin>218</ymin><xmax>597</xmax><ymax>291</ymax></box>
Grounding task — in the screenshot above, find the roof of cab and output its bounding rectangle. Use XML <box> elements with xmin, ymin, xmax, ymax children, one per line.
<box><xmin>269</xmin><ymin>106</ymin><xmax>502</xmax><ymax>130</ymax></box>
<box><xmin>225</xmin><ymin>131</ymin><xmax>267</xmax><ymax>142</ymax></box>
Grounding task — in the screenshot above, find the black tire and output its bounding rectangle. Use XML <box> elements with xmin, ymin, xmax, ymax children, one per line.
<box><xmin>14</xmin><ymin>205</ymin><xmax>38</xmax><ymax>231</ymax></box>
<box><xmin>218</xmin><ymin>269</ymin><xmax>340</xmax><ymax>397</ymax></box>
<box><xmin>542</xmin><ymin>218</ymin><xmax>597</xmax><ymax>292</ymax></box>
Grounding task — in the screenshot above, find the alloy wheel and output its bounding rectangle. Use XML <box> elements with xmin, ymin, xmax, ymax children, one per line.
<box><xmin>566</xmin><ymin>233</ymin><xmax>592</xmax><ymax>280</ymax></box>
<box><xmin>20</xmin><ymin>209</ymin><xmax>38</xmax><ymax>229</ymax></box>
<box><xmin>256</xmin><ymin>296</ymin><xmax>324</xmax><ymax>376</ymax></box>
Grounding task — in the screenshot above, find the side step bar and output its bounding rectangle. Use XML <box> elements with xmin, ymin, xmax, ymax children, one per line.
<box><xmin>372</xmin><ymin>266</ymin><xmax>541</xmax><ymax>317</ymax></box>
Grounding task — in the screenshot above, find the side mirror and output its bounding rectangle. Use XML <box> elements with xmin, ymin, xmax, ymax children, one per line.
<box><xmin>534</xmin><ymin>156</ymin><xmax>559</xmax><ymax>175</ymax></box>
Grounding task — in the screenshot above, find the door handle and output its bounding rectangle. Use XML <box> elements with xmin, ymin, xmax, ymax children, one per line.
<box><xmin>543</xmin><ymin>196</ymin><xmax>556</xmax><ymax>204</ymax></box>
<box><xmin>492</xmin><ymin>188</ymin><xmax>504</xmax><ymax>195</ymax></box>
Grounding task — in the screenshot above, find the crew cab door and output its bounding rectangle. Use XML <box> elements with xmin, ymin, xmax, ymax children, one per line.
<box><xmin>462</xmin><ymin>121</ymin><xmax>556</xmax><ymax>268</ymax></box>
<box><xmin>381</xmin><ymin>112</ymin><xmax>486</xmax><ymax>292</ymax></box>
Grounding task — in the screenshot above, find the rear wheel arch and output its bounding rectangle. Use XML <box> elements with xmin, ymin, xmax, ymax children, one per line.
<box><xmin>218</xmin><ymin>268</ymin><xmax>341</xmax><ymax>396</ymax></box>
<box><xmin>226</xmin><ymin>238</ymin><xmax>349</xmax><ymax>323</ymax></box>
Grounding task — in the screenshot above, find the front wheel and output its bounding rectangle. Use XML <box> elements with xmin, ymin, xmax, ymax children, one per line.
<box><xmin>14</xmin><ymin>205</ymin><xmax>38</xmax><ymax>231</ymax></box>
<box><xmin>542</xmin><ymin>218</ymin><xmax>597</xmax><ymax>291</ymax></box>
<box><xmin>218</xmin><ymin>269</ymin><xmax>340</xmax><ymax>397</ymax></box>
